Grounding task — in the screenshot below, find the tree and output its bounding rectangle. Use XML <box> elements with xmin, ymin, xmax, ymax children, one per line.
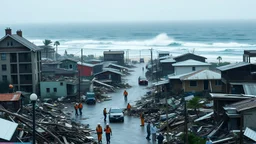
<box><xmin>187</xmin><ymin>97</ymin><xmax>203</xmax><ymax>117</ymax></box>
<box><xmin>64</xmin><ymin>50</ymin><xmax>68</xmax><ymax>56</ymax></box>
<box><xmin>43</xmin><ymin>39</ymin><xmax>52</xmax><ymax>59</ymax></box>
<box><xmin>54</xmin><ymin>41</ymin><xmax>60</xmax><ymax>60</ymax></box>
<box><xmin>217</xmin><ymin>56</ymin><xmax>222</xmax><ymax>65</ymax></box>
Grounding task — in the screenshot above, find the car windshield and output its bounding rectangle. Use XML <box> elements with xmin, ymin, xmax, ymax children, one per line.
<box><xmin>111</xmin><ymin>109</ymin><xmax>122</xmax><ymax>113</ymax></box>
<box><xmin>140</xmin><ymin>77</ymin><xmax>146</xmax><ymax>80</ymax></box>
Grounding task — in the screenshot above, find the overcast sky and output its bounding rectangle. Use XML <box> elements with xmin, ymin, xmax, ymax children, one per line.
<box><xmin>1</xmin><ymin>0</ymin><xmax>255</xmax><ymax>24</ymax></box>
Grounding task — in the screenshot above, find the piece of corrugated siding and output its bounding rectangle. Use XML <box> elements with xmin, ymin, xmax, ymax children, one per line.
<box><xmin>0</xmin><ymin>118</ymin><xmax>18</xmax><ymax>141</ymax></box>
<box><xmin>243</xmin><ymin>84</ymin><xmax>256</xmax><ymax>95</ymax></box>
<box><xmin>244</xmin><ymin>127</ymin><xmax>256</xmax><ymax>142</ymax></box>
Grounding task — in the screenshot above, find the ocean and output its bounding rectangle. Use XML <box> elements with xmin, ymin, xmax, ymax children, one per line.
<box><xmin>1</xmin><ymin>20</ymin><xmax>256</xmax><ymax>62</ymax></box>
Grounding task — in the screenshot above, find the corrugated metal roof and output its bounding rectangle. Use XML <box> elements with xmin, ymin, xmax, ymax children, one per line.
<box><xmin>159</xmin><ymin>55</ymin><xmax>171</xmax><ymax>60</ymax></box>
<box><xmin>0</xmin><ymin>93</ymin><xmax>21</xmax><ymax>101</ymax></box>
<box><xmin>194</xmin><ymin>112</ymin><xmax>214</xmax><ymax>122</ymax></box>
<box><xmin>77</xmin><ymin>62</ymin><xmax>95</xmax><ymax>67</ymax></box>
<box><xmin>160</xmin><ymin>58</ymin><xmax>176</xmax><ymax>63</ymax></box>
<box><xmin>210</xmin><ymin>93</ymin><xmax>254</xmax><ymax>99</ymax></box>
<box><xmin>152</xmin><ymin>80</ymin><xmax>169</xmax><ymax>86</ymax></box>
<box><xmin>229</xmin><ymin>97</ymin><xmax>256</xmax><ymax>112</ymax></box>
<box><xmin>0</xmin><ymin>118</ymin><xmax>18</xmax><ymax>141</ymax></box>
<box><xmin>168</xmin><ymin>71</ymin><xmax>195</xmax><ymax>79</ymax></box>
<box><xmin>230</xmin><ymin>83</ymin><xmax>256</xmax><ymax>95</ymax></box>
<box><xmin>94</xmin><ymin>69</ymin><xmax>123</xmax><ymax>76</ymax></box>
<box><xmin>109</xmin><ymin>63</ymin><xmax>129</xmax><ymax>70</ymax></box>
<box><xmin>181</xmin><ymin>69</ymin><xmax>221</xmax><ymax>80</ymax></box>
<box><xmin>217</xmin><ymin>62</ymin><xmax>250</xmax><ymax>71</ymax></box>
<box><xmin>61</xmin><ymin>58</ymin><xmax>79</xmax><ymax>62</ymax></box>
<box><xmin>244</xmin><ymin>127</ymin><xmax>256</xmax><ymax>142</ymax></box>
<box><xmin>173</xmin><ymin>53</ymin><xmax>207</xmax><ymax>59</ymax></box>
<box><xmin>172</xmin><ymin>59</ymin><xmax>210</xmax><ymax>66</ymax></box>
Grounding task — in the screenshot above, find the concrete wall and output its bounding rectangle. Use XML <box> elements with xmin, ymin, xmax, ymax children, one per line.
<box><xmin>40</xmin><ymin>81</ymin><xmax>67</xmax><ymax>98</ymax></box>
<box><xmin>60</xmin><ymin>60</ymin><xmax>77</xmax><ymax>70</ymax></box>
<box><xmin>175</xmin><ymin>66</ymin><xmax>209</xmax><ymax>75</ymax></box>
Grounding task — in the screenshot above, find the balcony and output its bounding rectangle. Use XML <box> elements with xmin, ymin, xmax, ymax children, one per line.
<box><xmin>10</xmin><ymin>53</ymin><xmax>17</xmax><ymax>63</ymax></box>
<box><xmin>11</xmin><ymin>64</ymin><xmax>17</xmax><ymax>73</ymax></box>
<box><xmin>19</xmin><ymin>64</ymin><xmax>32</xmax><ymax>73</ymax></box>
<box><xmin>20</xmin><ymin>75</ymin><xmax>32</xmax><ymax>84</ymax></box>
<box><xmin>19</xmin><ymin>53</ymin><xmax>31</xmax><ymax>62</ymax></box>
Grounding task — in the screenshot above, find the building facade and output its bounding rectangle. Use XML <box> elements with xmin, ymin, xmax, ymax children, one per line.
<box><xmin>0</xmin><ymin>28</ymin><xmax>41</xmax><ymax>93</ymax></box>
<box><xmin>103</xmin><ymin>51</ymin><xmax>124</xmax><ymax>65</ymax></box>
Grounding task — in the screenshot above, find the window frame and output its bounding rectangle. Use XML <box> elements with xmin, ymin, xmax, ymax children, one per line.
<box><xmin>54</xmin><ymin>88</ymin><xmax>57</xmax><ymax>92</ymax></box>
<box><xmin>2</xmin><ymin>64</ymin><xmax>7</xmax><ymax>71</ymax></box>
<box><xmin>2</xmin><ymin>75</ymin><xmax>7</xmax><ymax>81</ymax></box>
<box><xmin>190</xmin><ymin>81</ymin><xmax>197</xmax><ymax>87</ymax></box>
<box><xmin>46</xmin><ymin>88</ymin><xmax>50</xmax><ymax>93</ymax></box>
<box><xmin>192</xmin><ymin>66</ymin><xmax>196</xmax><ymax>71</ymax></box>
<box><xmin>1</xmin><ymin>53</ymin><xmax>6</xmax><ymax>60</ymax></box>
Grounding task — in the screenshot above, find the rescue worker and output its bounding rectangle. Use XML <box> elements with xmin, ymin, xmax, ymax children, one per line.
<box><xmin>127</xmin><ymin>103</ymin><xmax>131</xmax><ymax>116</ymax></box>
<box><xmin>103</xmin><ymin>108</ymin><xmax>107</xmax><ymax>121</ymax></box>
<box><xmin>123</xmin><ymin>90</ymin><xmax>128</xmax><ymax>97</ymax></box>
<box><xmin>78</xmin><ymin>102</ymin><xmax>83</xmax><ymax>115</ymax></box>
<box><xmin>74</xmin><ymin>103</ymin><xmax>79</xmax><ymax>116</ymax></box>
<box><xmin>96</xmin><ymin>123</ymin><xmax>103</xmax><ymax>143</ymax></box>
<box><xmin>140</xmin><ymin>112</ymin><xmax>145</xmax><ymax>126</ymax></box>
<box><xmin>157</xmin><ymin>132</ymin><xmax>164</xmax><ymax>144</ymax></box>
<box><xmin>104</xmin><ymin>123</ymin><xmax>112</xmax><ymax>144</ymax></box>
<box><xmin>146</xmin><ymin>121</ymin><xmax>151</xmax><ymax>140</ymax></box>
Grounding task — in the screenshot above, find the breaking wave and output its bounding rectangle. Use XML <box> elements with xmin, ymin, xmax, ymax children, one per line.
<box><xmin>30</xmin><ymin>33</ymin><xmax>256</xmax><ymax>49</ymax></box>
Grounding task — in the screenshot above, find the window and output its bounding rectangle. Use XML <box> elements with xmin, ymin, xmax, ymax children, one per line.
<box><xmin>60</xmin><ymin>82</ymin><xmax>63</xmax><ymax>86</ymax></box>
<box><xmin>10</xmin><ymin>42</ymin><xmax>13</xmax><ymax>46</ymax></box>
<box><xmin>54</xmin><ymin>88</ymin><xmax>57</xmax><ymax>92</ymax></box>
<box><xmin>190</xmin><ymin>81</ymin><xmax>197</xmax><ymax>86</ymax></box>
<box><xmin>7</xmin><ymin>42</ymin><xmax>9</xmax><ymax>46</ymax></box>
<box><xmin>2</xmin><ymin>64</ymin><xmax>6</xmax><ymax>71</ymax></box>
<box><xmin>1</xmin><ymin>53</ymin><xmax>6</xmax><ymax>60</ymax></box>
<box><xmin>192</xmin><ymin>67</ymin><xmax>196</xmax><ymax>71</ymax></box>
<box><xmin>2</xmin><ymin>75</ymin><xmax>7</xmax><ymax>81</ymax></box>
<box><xmin>215</xmin><ymin>80</ymin><xmax>222</xmax><ymax>86</ymax></box>
<box><xmin>69</xmin><ymin>64</ymin><xmax>73</xmax><ymax>69</ymax></box>
<box><xmin>46</xmin><ymin>88</ymin><xmax>50</xmax><ymax>93</ymax></box>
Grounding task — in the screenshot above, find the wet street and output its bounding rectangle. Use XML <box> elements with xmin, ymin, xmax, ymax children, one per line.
<box><xmin>70</xmin><ymin>63</ymin><xmax>155</xmax><ymax>144</ymax></box>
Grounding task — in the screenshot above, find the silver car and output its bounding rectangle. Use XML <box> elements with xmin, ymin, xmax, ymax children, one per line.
<box><xmin>109</xmin><ymin>108</ymin><xmax>124</xmax><ymax>122</ymax></box>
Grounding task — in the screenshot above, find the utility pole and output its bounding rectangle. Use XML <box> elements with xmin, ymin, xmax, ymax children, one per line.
<box><xmin>139</xmin><ymin>50</ymin><xmax>141</xmax><ymax>59</ymax></box>
<box><xmin>164</xmin><ymin>86</ymin><xmax>170</xmax><ymax>143</ymax></box>
<box><xmin>150</xmin><ymin>48</ymin><xmax>153</xmax><ymax>79</ymax></box>
<box><xmin>240</xmin><ymin>112</ymin><xmax>243</xmax><ymax>144</ymax></box>
<box><xmin>78</xmin><ymin>48</ymin><xmax>83</xmax><ymax>102</ymax></box>
<box><xmin>184</xmin><ymin>96</ymin><xmax>188</xmax><ymax>144</ymax></box>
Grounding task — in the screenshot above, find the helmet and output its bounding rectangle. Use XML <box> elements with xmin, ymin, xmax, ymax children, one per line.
<box><xmin>98</xmin><ymin>123</ymin><xmax>100</xmax><ymax>125</ymax></box>
<box><xmin>106</xmin><ymin>123</ymin><xmax>109</xmax><ymax>125</ymax></box>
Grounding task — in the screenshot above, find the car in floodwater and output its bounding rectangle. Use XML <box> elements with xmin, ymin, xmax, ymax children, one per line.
<box><xmin>138</xmin><ymin>76</ymin><xmax>148</xmax><ymax>86</ymax></box>
<box><xmin>109</xmin><ymin>108</ymin><xmax>124</xmax><ymax>122</ymax></box>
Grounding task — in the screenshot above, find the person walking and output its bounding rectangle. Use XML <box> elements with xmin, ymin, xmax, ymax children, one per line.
<box><xmin>157</xmin><ymin>132</ymin><xmax>164</xmax><ymax>144</ymax></box>
<box><xmin>78</xmin><ymin>102</ymin><xmax>83</xmax><ymax>115</ymax></box>
<box><xmin>140</xmin><ymin>112</ymin><xmax>145</xmax><ymax>126</ymax></box>
<box><xmin>96</xmin><ymin>123</ymin><xmax>103</xmax><ymax>143</ymax></box>
<box><xmin>74</xmin><ymin>103</ymin><xmax>78</xmax><ymax>116</ymax></box>
<box><xmin>127</xmin><ymin>103</ymin><xmax>131</xmax><ymax>116</ymax></box>
<box><xmin>123</xmin><ymin>90</ymin><xmax>128</xmax><ymax>97</ymax></box>
<box><xmin>104</xmin><ymin>123</ymin><xmax>112</xmax><ymax>144</ymax></box>
<box><xmin>146</xmin><ymin>122</ymin><xmax>151</xmax><ymax>140</ymax></box>
<box><xmin>103</xmin><ymin>108</ymin><xmax>107</xmax><ymax>121</ymax></box>
<box><xmin>151</xmin><ymin>123</ymin><xmax>157</xmax><ymax>141</ymax></box>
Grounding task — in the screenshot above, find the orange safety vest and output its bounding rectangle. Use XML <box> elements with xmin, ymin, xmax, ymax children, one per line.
<box><xmin>78</xmin><ymin>103</ymin><xmax>83</xmax><ymax>109</ymax></box>
<box><xmin>140</xmin><ymin>113</ymin><xmax>144</xmax><ymax>119</ymax></box>
<box><xmin>104</xmin><ymin>127</ymin><xmax>112</xmax><ymax>134</ymax></box>
<box><xmin>124</xmin><ymin>91</ymin><xmax>128</xmax><ymax>96</ymax></box>
<box><xmin>74</xmin><ymin>104</ymin><xmax>78</xmax><ymax>109</ymax></box>
<box><xmin>127</xmin><ymin>104</ymin><xmax>131</xmax><ymax>109</ymax></box>
<box><xmin>96</xmin><ymin>126</ymin><xmax>103</xmax><ymax>134</ymax></box>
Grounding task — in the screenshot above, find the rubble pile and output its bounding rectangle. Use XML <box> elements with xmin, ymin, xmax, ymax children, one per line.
<box><xmin>0</xmin><ymin>102</ymin><xmax>95</xmax><ymax>144</ymax></box>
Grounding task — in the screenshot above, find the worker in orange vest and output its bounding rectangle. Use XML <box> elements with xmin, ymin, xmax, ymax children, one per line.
<box><xmin>127</xmin><ymin>103</ymin><xmax>131</xmax><ymax>116</ymax></box>
<box><xmin>74</xmin><ymin>103</ymin><xmax>79</xmax><ymax>116</ymax></box>
<box><xmin>140</xmin><ymin>112</ymin><xmax>145</xmax><ymax>126</ymax></box>
<box><xmin>103</xmin><ymin>108</ymin><xmax>107</xmax><ymax>121</ymax></box>
<box><xmin>123</xmin><ymin>90</ymin><xmax>128</xmax><ymax>97</ymax></box>
<box><xmin>78</xmin><ymin>102</ymin><xmax>83</xmax><ymax>115</ymax></box>
<box><xmin>96</xmin><ymin>123</ymin><xmax>103</xmax><ymax>143</ymax></box>
<box><xmin>104</xmin><ymin>123</ymin><xmax>112</xmax><ymax>144</ymax></box>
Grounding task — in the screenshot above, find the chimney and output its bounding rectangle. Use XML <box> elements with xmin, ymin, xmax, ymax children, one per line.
<box><xmin>17</xmin><ymin>30</ymin><xmax>22</xmax><ymax>37</ymax></box>
<box><xmin>5</xmin><ymin>27</ymin><xmax>12</xmax><ymax>35</ymax></box>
